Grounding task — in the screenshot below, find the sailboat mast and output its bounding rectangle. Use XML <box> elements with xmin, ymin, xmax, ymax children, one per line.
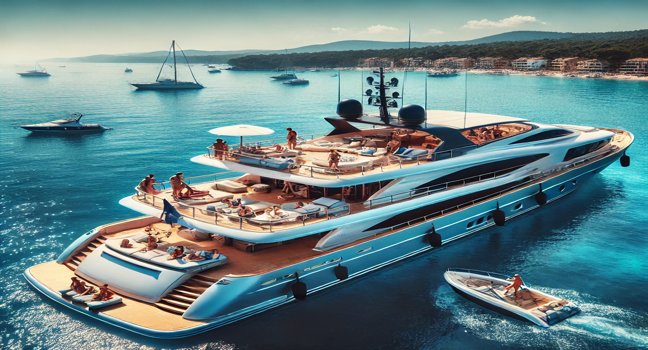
<box><xmin>172</xmin><ymin>40</ymin><xmax>177</xmax><ymax>84</ymax></box>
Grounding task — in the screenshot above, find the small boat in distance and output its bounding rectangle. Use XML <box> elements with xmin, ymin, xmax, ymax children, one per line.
<box><xmin>208</xmin><ymin>68</ymin><xmax>221</xmax><ymax>73</ymax></box>
<box><xmin>124</xmin><ymin>67</ymin><xmax>133</xmax><ymax>73</ymax></box>
<box><xmin>427</xmin><ymin>69</ymin><xmax>459</xmax><ymax>77</ymax></box>
<box><xmin>17</xmin><ymin>64</ymin><xmax>50</xmax><ymax>77</ymax></box>
<box><xmin>271</xmin><ymin>72</ymin><xmax>297</xmax><ymax>80</ymax></box>
<box><xmin>131</xmin><ymin>40</ymin><xmax>203</xmax><ymax>90</ymax></box>
<box><xmin>21</xmin><ymin>113</ymin><xmax>111</xmax><ymax>133</ymax></box>
<box><xmin>444</xmin><ymin>269</ymin><xmax>580</xmax><ymax>327</ymax></box>
<box><xmin>283</xmin><ymin>78</ymin><xmax>309</xmax><ymax>85</ymax></box>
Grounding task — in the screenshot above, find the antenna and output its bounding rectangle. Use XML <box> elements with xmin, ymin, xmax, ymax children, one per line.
<box><xmin>463</xmin><ymin>68</ymin><xmax>468</xmax><ymax>129</ymax></box>
<box><xmin>337</xmin><ymin>70</ymin><xmax>341</xmax><ymax>103</ymax></box>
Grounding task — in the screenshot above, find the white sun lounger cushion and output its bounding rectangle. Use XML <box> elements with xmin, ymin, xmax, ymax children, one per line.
<box><xmin>87</xmin><ymin>297</ymin><xmax>123</xmax><ymax>310</ymax></box>
<box><xmin>213</xmin><ymin>180</ymin><xmax>248</xmax><ymax>193</ymax></box>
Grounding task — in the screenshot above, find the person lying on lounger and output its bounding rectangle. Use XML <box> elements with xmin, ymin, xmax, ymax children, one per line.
<box><xmin>184</xmin><ymin>249</ymin><xmax>220</xmax><ymax>262</ymax></box>
<box><xmin>264</xmin><ymin>205</ymin><xmax>285</xmax><ymax>219</ymax></box>
<box><xmin>167</xmin><ymin>245</ymin><xmax>185</xmax><ymax>260</ymax></box>
<box><xmin>92</xmin><ymin>284</ymin><xmax>114</xmax><ymax>301</ymax></box>
<box><xmin>146</xmin><ymin>233</ymin><xmax>158</xmax><ymax>250</ymax></box>
<box><xmin>237</xmin><ymin>204</ymin><xmax>254</xmax><ymax>218</ymax></box>
<box><xmin>70</xmin><ymin>277</ymin><xmax>95</xmax><ymax>295</ymax></box>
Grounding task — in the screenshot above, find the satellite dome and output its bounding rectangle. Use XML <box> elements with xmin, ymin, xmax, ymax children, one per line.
<box><xmin>398</xmin><ymin>104</ymin><xmax>426</xmax><ymax>126</ymax></box>
<box><xmin>336</xmin><ymin>99</ymin><xmax>363</xmax><ymax>119</ymax></box>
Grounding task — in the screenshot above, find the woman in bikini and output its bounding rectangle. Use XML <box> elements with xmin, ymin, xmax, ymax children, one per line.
<box><xmin>92</xmin><ymin>284</ymin><xmax>114</xmax><ymax>301</ymax></box>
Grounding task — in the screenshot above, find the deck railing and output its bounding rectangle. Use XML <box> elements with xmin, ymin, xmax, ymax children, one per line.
<box><xmin>138</xmin><ymin>138</ymin><xmax>621</xmax><ymax>234</ymax></box>
<box><xmin>204</xmin><ymin>142</ymin><xmax>478</xmax><ymax>180</ymax></box>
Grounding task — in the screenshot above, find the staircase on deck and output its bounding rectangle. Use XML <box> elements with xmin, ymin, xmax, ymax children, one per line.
<box><xmin>63</xmin><ymin>234</ymin><xmax>217</xmax><ymax>316</ymax></box>
<box><xmin>155</xmin><ymin>274</ymin><xmax>218</xmax><ymax>315</ymax></box>
<box><xmin>64</xmin><ymin>236</ymin><xmax>106</xmax><ymax>271</ymax></box>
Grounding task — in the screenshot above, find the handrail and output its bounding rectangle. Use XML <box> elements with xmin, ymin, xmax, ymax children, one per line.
<box><xmin>204</xmin><ymin>142</ymin><xmax>479</xmax><ymax>180</ymax></box>
<box><xmin>135</xmin><ymin>139</ymin><xmax>621</xmax><ymax>234</ymax></box>
<box><xmin>446</xmin><ymin>268</ymin><xmax>512</xmax><ymax>281</ymax></box>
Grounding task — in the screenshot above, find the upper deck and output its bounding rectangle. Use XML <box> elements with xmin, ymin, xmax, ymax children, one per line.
<box><xmin>193</xmin><ymin>110</ymin><xmax>534</xmax><ymax>185</ymax></box>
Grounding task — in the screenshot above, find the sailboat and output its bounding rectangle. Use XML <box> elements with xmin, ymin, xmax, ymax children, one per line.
<box><xmin>131</xmin><ymin>40</ymin><xmax>203</xmax><ymax>90</ymax></box>
<box><xmin>270</xmin><ymin>49</ymin><xmax>298</xmax><ymax>80</ymax></box>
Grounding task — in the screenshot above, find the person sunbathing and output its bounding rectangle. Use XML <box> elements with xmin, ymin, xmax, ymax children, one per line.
<box><xmin>146</xmin><ymin>234</ymin><xmax>158</xmax><ymax>250</ymax></box>
<box><xmin>264</xmin><ymin>206</ymin><xmax>284</xmax><ymax>219</ymax></box>
<box><xmin>92</xmin><ymin>284</ymin><xmax>114</xmax><ymax>301</ymax></box>
<box><xmin>385</xmin><ymin>139</ymin><xmax>401</xmax><ymax>154</ymax></box>
<box><xmin>70</xmin><ymin>277</ymin><xmax>95</xmax><ymax>296</ymax></box>
<box><xmin>167</xmin><ymin>246</ymin><xmax>185</xmax><ymax>260</ymax></box>
<box><xmin>237</xmin><ymin>204</ymin><xmax>254</xmax><ymax>218</ymax></box>
<box><xmin>294</xmin><ymin>201</ymin><xmax>305</xmax><ymax>209</ymax></box>
<box><xmin>138</xmin><ymin>175</ymin><xmax>161</xmax><ymax>195</ymax></box>
<box><xmin>120</xmin><ymin>239</ymin><xmax>133</xmax><ymax>248</ymax></box>
<box><xmin>171</xmin><ymin>172</ymin><xmax>210</xmax><ymax>199</ymax></box>
<box><xmin>328</xmin><ymin>149</ymin><xmax>341</xmax><ymax>170</ymax></box>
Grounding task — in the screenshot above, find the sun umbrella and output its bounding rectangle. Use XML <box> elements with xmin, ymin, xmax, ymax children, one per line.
<box><xmin>208</xmin><ymin>124</ymin><xmax>275</xmax><ymax>149</ymax></box>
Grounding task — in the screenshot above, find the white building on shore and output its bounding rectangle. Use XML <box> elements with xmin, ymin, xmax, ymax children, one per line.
<box><xmin>577</xmin><ymin>59</ymin><xmax>609</xmax><ymax>73</ymax></box>
<box><xmin>619</xmin><ymin>58</ymin><xmax>648</xmax><ymax>75</ymax></box>
<box><xmin>511</xmin><ymin>57</ymin><xmax>547</xmax><ymax>70</ymax></box>
<box><xmin>550</xmin><ymin>57</ymin><xmax>582</xmax><ymax>72</ymax></box>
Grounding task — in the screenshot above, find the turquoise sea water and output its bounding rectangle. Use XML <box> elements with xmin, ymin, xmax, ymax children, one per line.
<box><xmin>0</xmin><ymin>64</ymin><xmax>646</xmax><ymax>349</ymax></box>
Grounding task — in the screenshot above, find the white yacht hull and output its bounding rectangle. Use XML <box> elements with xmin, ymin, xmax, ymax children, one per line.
<box><xmin>24</xmin><ymin>146</ymin><xmax>625</xmax><ymax>338</ymax></box>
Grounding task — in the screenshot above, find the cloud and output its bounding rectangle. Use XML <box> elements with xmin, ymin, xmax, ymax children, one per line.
<box><xmin>427</xmin><ymin>28</ymin><xmax>445</xmax><ymax>35</ymax></box>
<box><xmin>364</xmin><ymin>25</ymin><xmax>399</xmax><ymax>34</ymax></box>
<box><xmin>463</xmin><ymin>15</ymin><xmax>546</xmax><ymax>29</ymax></box>
<box><xmin>331</xmin><ymin>27</ymin><xmax>347</xmax><ymax>33</ymax></box>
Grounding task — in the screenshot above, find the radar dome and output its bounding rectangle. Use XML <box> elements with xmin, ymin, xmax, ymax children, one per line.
<box><xmin>398</xmin><ymin>105</ymin><xmax>426</xmax><ymax>126</ymax></box>
<box><xmin>336</xmin><ymin>99</ymin><xmax>363</xmax><ymax>119</ymax></box>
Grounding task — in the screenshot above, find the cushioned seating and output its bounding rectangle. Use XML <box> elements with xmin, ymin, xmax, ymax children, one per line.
<box><xmin>259</xmin><ymin>157</ymin><xmax>294</xmax><ymax>170</ymax></box>
<box><xmin>247</xmin><ymin>210</ymin><xmax>301</xmax><ymax>225</ymax></box>
<box><xmin>131</xmin><ymin>249</ymin><xmax>167</xmax><ymax>260</ymax></box>
<box><xmin>294</xmin><ymin>197</ymin><xmax>349</xmax><ymax>217</ymax></box>
<box><xmin>87</xmin><ymin>297</ymin><xmax>123</xmax><ymax>310</ymax></box>
<box><xmin>251</xmin><ymin>183</ymin><xmax>271</xmax><ymax>193</ymax></box>
<box><xmin>149</xmin><ymin>253</ymin><xmax>228</xmax><ymax>271</ymax></box>
<box><xmin>213</xmin><ymin>180</ymin><xmax>248</xmax><ymax>193</ymax></box>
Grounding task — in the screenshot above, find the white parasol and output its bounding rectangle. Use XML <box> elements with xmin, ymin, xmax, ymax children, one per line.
<box><xmin>208</xmin><ymin>124</ymin><xmax>275</xmax><ymax>149</ymax></box>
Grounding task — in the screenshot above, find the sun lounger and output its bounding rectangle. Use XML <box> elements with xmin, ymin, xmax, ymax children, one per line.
<box><xmin>294</xmin><ymin>197</ymin><xmax>349</xmax><ymax>217</ymax></box>
<box><xmin>87</xmin><ymin>297</ymin><xmax>123</xmax><ymax>310</ymax></box>
<box><xmin>247</xmin><ymin>210</ymin><xmax>302</xmax><ymax>225</ymax></box>
<box><xmin>150</xmin><ymin>252</ymin><xmax>228</xmax><ymax>272</ymax></box>
<box><xmin>59</xmin><ymin>288</ymin><xmax>78</xmax><ymax>298</ymax></box>
<box><xmin>393</xmin><ymin>148</ymin><xmax>428</xmax><ymax>160</ymax></box>
<box><xmin>212</xmin><ymin>180</ymin><xmax>248</xmax><ymax>193</ymax></box>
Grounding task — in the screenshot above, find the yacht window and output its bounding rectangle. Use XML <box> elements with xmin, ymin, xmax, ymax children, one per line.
<box><xmin>563</xmin><ymin>138</ymin><xmax>610</xmax><ymax>161</ymax></box>
<box><xmin>466</xmin><ymin>221</ymin><xmax>474</xmax><ymax>228</ymax></box>
<box><xmin>476</xmin><ymin>217</ymin><xmax>484</xmax><ymax>225</ymax></box>
<box><xmin>559</xmin><ymin>184</ymin><xmax>566</xmax><ymax>192</ymax></box>
<box><xmin>416</xmin><ymin>154</ymin><xmax>548</xmax><ymax>190</ymax></box>
<box><xmin>511</xmin><ymin>129</ymin><xmax>573</xmax><ymax>144</ymax></box>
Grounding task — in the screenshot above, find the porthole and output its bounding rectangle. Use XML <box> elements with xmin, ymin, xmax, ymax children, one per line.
<box><xmin>559</xmin><ymin>184</ymin><xmax>566</xmax><ymax>192</ymax></box>
<box><xmin>514</xmin><ymin>203</ymin><xmax>523</xmax><ymax>210</ymax></box>
<box><xmin>476</xmin><ymin>217</ymin><xmax>484</xmax><ymax>225</ymax></box>
<box><xmin>571</xmin><ymin>180</ymin><xmax>578</xmax><ymax>186</ymax></box>
<box><xmin>467</xmin><ymin>221</ymin><xmax>474</xmax><ymax>229</ymax></box>
<box><xmin>487</xmin><ymin>215</ymin><xmax>493</xmax><ymax>220</ymax></box>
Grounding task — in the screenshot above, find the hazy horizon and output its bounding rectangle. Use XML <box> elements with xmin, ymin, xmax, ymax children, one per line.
<box><xmin>1</xmin><ymin>0</ymin><xmax>647</xmax><ymax>64</ymax></box>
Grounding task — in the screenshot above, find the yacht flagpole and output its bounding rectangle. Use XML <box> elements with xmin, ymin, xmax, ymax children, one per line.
<box><xmin>172</xmin><ymin>40</ymin><xmax>177</xmax><ymax>84</ymax></box>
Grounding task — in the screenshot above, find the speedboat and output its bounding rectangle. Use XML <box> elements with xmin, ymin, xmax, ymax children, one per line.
<box><xmin>124</xmin><ymin>67</ymin><xmax>133</xmax><ymax>73</ymax></box>
<box><xmin>283</xmin><ymin>78</ymin><xmax>309</xmax><ymax>85</ymax></box>
<box><xmin>271</xmin><ymin>72</ymin><xmax>298</xmax><ymax>80</ymax></box>
<box><xmin>18</xmin><ymin>65</ymin><xmax>50</xmax><ymax>77</ymax></box>
<box><xmin>25</xmin><ymin>68</ymin><xmax>633</xmax><ymax>338</ymax></box>
<box><xmin>444</xmin><ymin>269</ymin><xmax>580</xmax><ymax>327</ymax></box>
<box><xmin>21</xmin><ymin>113</ymin><xmax>111</xmax><ymax>133</ymax></box>
<box><xmin>208</xmin><ymin>68</ymin><xmax>221</xmax><ymax>73</ymax></box>
<box><xmin>131</xmin><ymin>40</ymin><xmax>203</xmax><ymax>90</ymax></box>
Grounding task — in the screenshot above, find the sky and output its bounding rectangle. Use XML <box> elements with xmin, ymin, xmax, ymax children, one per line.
<box><xmin>1</xmin><ymin>0</ymin><xmax>647</xmax><ymax>63</ymax></box>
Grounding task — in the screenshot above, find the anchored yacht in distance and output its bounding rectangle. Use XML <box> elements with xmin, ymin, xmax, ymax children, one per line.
<box><xmin>25</xmin><ymin>68</ymin><xmax>633</xmax><ymax>338</ymax></box>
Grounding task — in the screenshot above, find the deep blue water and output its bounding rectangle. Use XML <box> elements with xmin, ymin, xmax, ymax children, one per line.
<box><xmin>1</xmin><ymin>64</ymin><xmax>647</xmax><ymax>349</ymax></box>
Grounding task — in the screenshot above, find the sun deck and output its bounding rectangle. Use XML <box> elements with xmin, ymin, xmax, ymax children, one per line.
<box><xmin>198</xmin><ymin>121</ymin><xmax>534</xmax><ymax>182</ymax></box>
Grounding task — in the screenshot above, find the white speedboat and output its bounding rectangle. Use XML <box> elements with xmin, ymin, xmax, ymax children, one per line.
<box><xmin>131</xmin><ymin>40</ymin><xmax>203</xmax><ymax>90</ymax></box>
<box><xmin>124</xmin><ymin>67</ymin><xmax>133</xmax><ymax>73</ymax></box>
<box><xmin>21</xmin><ymin>113</ymin><xmax>110</xmax><ymax>133</ymax></box>
<box><xmin>444</xmin><ymin>269</ymin><xmax>581</xmax><ymax>327</ymax></box>
<box><xmin>25</xmin><ymin>68</ymin><xmax>633</xmax><ymax>338</ymax></box>
<box><xmin>18</xmin><ymin>65</ymin><xmax>50</xmax><ymax>77</ymax></box>
<box><xmin>283</xmin><ymin>78</ymin><xmax>309</xmax><ymax>85</ymax></box>
<box><xmin>208</xmin><ymin>68</ymin><xmax>221</xmax><ymax>73</ymax></box>
<box><xmin>271</xmin><ymin>72</ymin><xmax>298</xmax><ymax>80</ymax></box>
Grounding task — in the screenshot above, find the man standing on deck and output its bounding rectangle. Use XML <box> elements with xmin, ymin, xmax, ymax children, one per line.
<box><xmin>504</xmin><ymin>274</ymin><xmax>524</xmax><ymax>297</ymax></box>
<box><xmin>287</xmin><ymin>128</ymin><xmax>297</xmax><ymax>150</ymax></box>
